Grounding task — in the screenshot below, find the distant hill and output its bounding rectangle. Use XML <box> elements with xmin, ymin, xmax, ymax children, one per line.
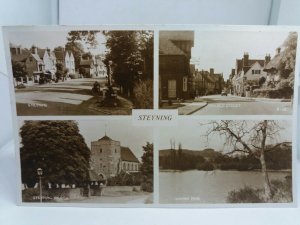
<box><xmin>159</xmin><ymin>148</ymin><xmax>222</xmax><ymax>160</ymax></box>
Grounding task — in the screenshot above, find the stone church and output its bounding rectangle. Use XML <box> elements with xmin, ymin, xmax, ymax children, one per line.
<box><xmin>90</xmin><ymin>135</ymin><xmax>140</xmax><ymax>179</ymax></box>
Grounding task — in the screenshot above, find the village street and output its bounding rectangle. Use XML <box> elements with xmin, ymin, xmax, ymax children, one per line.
<box><xmin>183</xmin><ymin>94</ymin><xmax>292</xmax><ymax>115</ymax></box>
<box><xmin>14</xmin><ymin>78</ymin><xmax>133</xmax><ymax>115</ymax></box>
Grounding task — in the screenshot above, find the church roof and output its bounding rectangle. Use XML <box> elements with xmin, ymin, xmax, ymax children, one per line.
<box><xmin>98</xmin><ymin>135</ymin><xmax>112</xmax><ymax>141</ymax></box>
<box><xmin>121</xmin><ymin>147</ymin><xmax>139</xmax><ymax>163</ymax></box>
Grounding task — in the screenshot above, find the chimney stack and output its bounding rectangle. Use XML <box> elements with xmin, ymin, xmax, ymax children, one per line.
<box><xmin>264</xmin><ymin>54</ymin><xmax>271</xmax><ymax>66</ymax></box>
<box><xmin>276</xmin><ymin>47</ymin><xmax>281</xmax><ymax>55</ymax></box>
<box><xmin>210</xmin><ymin>68</ymin><xmax>214</xmax><ymax>75</ymax></box>
<box><xmin>243</xmin><ymin>52</ymin><xmax>249</xmax><ymax>67</ymax></box>
<box><xmin>231</xmin><ymin>68</ymin><xmax>235</xmax><ymax>75</ymax></box>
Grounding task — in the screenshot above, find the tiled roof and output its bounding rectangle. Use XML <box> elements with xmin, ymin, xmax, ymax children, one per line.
<box><xmin>236</xmin><ymin>59</ymin><xmax>265</xmax><ymax>74</ymax></box>
<box><xmin>31</xmin><ymin>53</ymin><xmax>44</xmax><ymax>64</ymax></box>
<box><xmin>264</xmin><ymin>53</ymin><xmax>282</xmax><ymax>71</ymax></box>
<box><xmin>98</xmin><ymin>135</ymin><xmax>112</xmax><ymax>141</ymax></box>
<box><xmin>121</xmin><ymin>147</ymin><xmax>139</xmax><ymax>163</ymax></box>
<box><xmin>160</xmin><ymin>31</ymin><xmax>194</xmax><ymax>42</ymax></box>
<box><xmin>159</xmin><ymin>38</ymin><xmax>186</xmax><ymax>56</ymax></box>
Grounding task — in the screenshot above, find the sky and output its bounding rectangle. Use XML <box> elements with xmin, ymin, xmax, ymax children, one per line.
<box><xmin>8</xmin><ymin>30</ymin><xmax>107</xmax><ymax>55</ymax></box>
<box><xmin>158</xmin><ymin>120</ymin><xmax>292</xmax><ymax>153</ymax></box>
<box><xmin>191</xmin><ymin>30</ymin><xmax>292</xmax><ymax>80</ymax></box>
<box><xmin>77</xmin><ymin>119</ymin><xmax>153</xmax><ymax>160</ymax></box>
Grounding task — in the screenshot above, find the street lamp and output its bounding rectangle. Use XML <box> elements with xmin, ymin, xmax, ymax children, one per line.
<box><xmin>37</xmin><ymin>168</ymin><xmax>43</xmax><ymax>203</ymax></box>
<box><xmin>108</xmin><ymin>60</ymin><xmax>113</xmax><ymax>87</ymax></box>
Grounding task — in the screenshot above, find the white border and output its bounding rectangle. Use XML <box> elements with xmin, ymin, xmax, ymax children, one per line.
<box><xmin>2</xmin><ymin>24</ymin><xmax>299</xmax><ymax>208</ymax></box>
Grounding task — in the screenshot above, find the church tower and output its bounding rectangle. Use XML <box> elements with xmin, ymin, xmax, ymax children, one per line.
<box><xmin>90</xmin><ymin>134</ymin><xmax>121</xmax><ymax>178</ymax></box>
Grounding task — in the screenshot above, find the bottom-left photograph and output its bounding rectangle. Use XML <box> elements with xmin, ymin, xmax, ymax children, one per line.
<box><xmin>18</xmin><ymin>119</ymin><xmax>153</xmax><ymax>204</ymax></box>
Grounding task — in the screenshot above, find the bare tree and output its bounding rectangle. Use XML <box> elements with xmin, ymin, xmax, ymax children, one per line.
<box><xmin>204</xmin><ymin>120</ymin><xmax>288</xmax><ymax>201</ymax></box>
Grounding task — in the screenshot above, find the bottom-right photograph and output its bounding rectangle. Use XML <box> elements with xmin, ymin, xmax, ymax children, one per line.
<box><xmin>159</xmin><ymin>120</ymin><xmax>293</xmax><ymax>204</ymax></box>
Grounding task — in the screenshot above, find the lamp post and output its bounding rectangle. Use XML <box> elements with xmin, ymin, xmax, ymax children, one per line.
<box><xmin>108</xmin><ymin>60</ymin><xmax>113</xmax><ymax>87</ymax></box>
<box><xmin>37</xmin><ymin>168</ymin><xmax>43</xmax><ymax>203</ymax></box>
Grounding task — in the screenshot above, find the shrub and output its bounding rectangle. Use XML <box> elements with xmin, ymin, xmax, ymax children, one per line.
<box><xmin>141</xmin><ymin>180</ymin><xmax>153</xmax><ymax>192</ymax></box>
<box><xmin>197</xmin><ymin>162</ymin><xmax>214</xmax><ymax>171</ymax></box>
<box><xmin>133</xmin><ymin>80</ymin><xmax>153</xmax><ymax>109</ymax></box>
<box><xmin>16</xmin><ymin>83</ymin><xmax>26</xmax><ymax>89</ymax></box>
<box><xmin>227</xmin><ymin>177</ymin><xmax>292</xmax><ymax>203</ymax></box>
<box><xmin>227</xmin><ymin>186</ymin><xmax>263</xmax><ymax>203</ymax></box>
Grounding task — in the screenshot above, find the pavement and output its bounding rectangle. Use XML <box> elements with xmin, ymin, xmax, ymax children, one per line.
<box><xmin>197</xmin><ymin>94</ymin><xmax>292</xmax><ymax>115</ymax></box>
<box><xmin>178</xmin><ymin>94</ymin><xmax>293</xmax><ymax>115</ymax></box>
<box><xmin>178</xmin><ymin>102</ymin><xmax>208</xmax><ymax>115</ymax></box>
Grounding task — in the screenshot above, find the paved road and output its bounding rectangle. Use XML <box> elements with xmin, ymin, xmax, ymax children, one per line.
<box><xmin>191</xmin><ymin>95</ymin><xmax>292</xmax><ymax>115</ymax></box>
<box><xmin>15</xmin><ymin>78</ymin><xmax>106</xmax><ymax>105</ymax></box>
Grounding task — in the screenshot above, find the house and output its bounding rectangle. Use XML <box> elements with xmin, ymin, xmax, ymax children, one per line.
<box><xmin>159</xmin><ymin>31</ymin><xmax>194</xmax><ymax>100</ymax></box>
<box><xmin>79</xmin><ymin>56</ymin><xmax>95</xmax><ymax>78</ymax></box>
<box><xmin>232</xmin><ymin>53</ymin><xmax>270</xmax><ymax>96</ymax></box>
<box><xmin>92</xmin><ymin>55</ymin><xmax>107</xmax><ymax>78</ymax></box>
<box><xmin>264</xmin><ymin>48</ymin><xmax>289</xmax><ymax>87</ymax></box>
<box><xmin>54</xmin><ymin>48</ymin><xmax>76</xmax><ymax>76</ymax></box>
<box><xmin>90</xmin><ymin>135</ymin><xmax>140</xmax><ymax>179</ymax></box>
<box><xmin>194</xmin><ymin>68</ymin><xmax>225</xmax><ymax>96</ymax></box>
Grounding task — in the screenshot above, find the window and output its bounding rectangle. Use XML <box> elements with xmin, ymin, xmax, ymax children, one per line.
<box><xmin>183</xmin><ymin>77</ymin><xmax>188</xmax><ymax>92</ymax></box>
<box><xmin>123</xmin><ymin>163</ymin><xmax>126</xmax><ymax>170</ymax></box>
<box><xmin>252</xmin><ymin>70</ymin><xmax>261</xmax><ymax>75</ymax></box>
<box><xmin>115</xmin><ymin>149</ymin><xmax>117</xmax><ymax>153</ymax></box>
<box><xmin>100</xmin><ymin>148</ymin><xmax>102</xmax><ymax>153</ymax></box>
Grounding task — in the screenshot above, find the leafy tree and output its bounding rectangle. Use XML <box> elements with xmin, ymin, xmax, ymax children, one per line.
<box><xmin>140</xmin><ymin>142</ymin><xmax>153</xmax><ymax>192</ymax></box>
<box><xmin>12</xmin><ymin>61</ymin><xmax>26</xmax><ymax>79</ymax></box>
<box><xmin>20</xmin><ymin>121</ymin><xmax>90</xmax><ymax>188</ymax></box>
<box><xmin>104</xmin><ymin>31</ymin><xmax>153</xmax><ymax>97</ymax></box>
<box><xmin>205</xmin><ymin>120</ymin><xmax>290</xmax><ymax>201</ymax></box>
<box><xmin>66</xmin><ymin>31</ymin><xmax>100</xmax><ymax>70</ymax></box>
<box><xmin>278</xmin><ymin>32</ymin><xmax>297</xmax><ymax>83</ymax></box>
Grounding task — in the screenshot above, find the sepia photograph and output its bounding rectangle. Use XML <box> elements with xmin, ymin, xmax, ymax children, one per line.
<box><xmin>159</xmin><ymin>119</ymin><xmax>293</xmax><ymax>204</ymax></box>
<box><xmin>18</xmin><ymin>120</ymin><xmax>153</xmax><ymax>204</ymax></box>
<box><xmin>159</xmin><ymin>30</ymin><xmax>297</xmax><ymax>115</ymax></box>
<box><xmin>8</xmin><ymin>28</ymin><xmax>153</xmax><ymax>115</ymax></box>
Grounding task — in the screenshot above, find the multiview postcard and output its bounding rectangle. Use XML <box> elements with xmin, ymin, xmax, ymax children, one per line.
<box><xmin>2</xmin><ymin>25</ymin><xmax>298</xmax><ymax>207</ymax></box>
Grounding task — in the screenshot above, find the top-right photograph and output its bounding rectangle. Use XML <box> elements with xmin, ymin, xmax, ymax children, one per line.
<box><xmin>159</xmin><ymin>30</ymin><xmax>297</xmax><ymax>115</ymax></box>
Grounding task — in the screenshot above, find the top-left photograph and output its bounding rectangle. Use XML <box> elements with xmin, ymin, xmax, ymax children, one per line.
<box><xmin>5</xmin><ymin>28</ymin><xmax>154</xmax><ymax>116</ymax></box>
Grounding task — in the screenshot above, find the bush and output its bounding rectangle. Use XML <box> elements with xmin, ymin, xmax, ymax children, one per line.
<box><xmin>133</xmin><ymin>80</ymin><xmax>153</xmax><ymax>109</ymax></box>
<box><xmin>227</xmin><ymin>177</ymin><xmax>292</xmax><ymax>203</ymax></box>
<box><xmin>107</xmin><ymin>171</ymin><xmax>142</xmax><ymax>186</ymax></box>
<box><xmin>197</xmin><ymin>162</ymin><xmax>214</xmax><ymax>171</ymax></box>
<box><xmin>141</xmin><ymin>180</ymin><xmax>153</xmax><ymax>192</ymax></box>
<box><xmin>16</xmin><ymin>83</ymin><xmax>26</xmax><ymax>89</ymax></box>
<box><xmin>227</xmin><ymin>186</ymin><xmax>263</xmax><ymax>203</ymax></box>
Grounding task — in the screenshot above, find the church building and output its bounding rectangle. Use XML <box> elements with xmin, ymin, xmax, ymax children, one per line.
<box><xmin>90</xmin><ymin>135</ymin><xmax>140</xmax><ymax>179</ymax></box>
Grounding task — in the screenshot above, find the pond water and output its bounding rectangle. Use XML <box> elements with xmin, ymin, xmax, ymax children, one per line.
<box><xmin>159</xmin><ymin>170</ymin><xmax>291</xmax><ymax>204</ymax></box>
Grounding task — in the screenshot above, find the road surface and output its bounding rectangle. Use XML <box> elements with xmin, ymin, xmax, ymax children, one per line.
<box><xmin>191</xmin><ymin>95</ymin><xmax>292</xmax><ymax>115</ymax></box>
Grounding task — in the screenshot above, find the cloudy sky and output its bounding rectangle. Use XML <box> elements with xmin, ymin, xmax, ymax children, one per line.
<box><xmin>8</xmin><ymin>30</ymin><xmax>107</xmax><ymax>55</ymax></box>
<box><xmin>158</xmin><ymin>120</ymin><xmax>292</xmax><ymax>153</ymax></box>
<box><xmin>191</xmin><ymin>30</ymin><xmax>292</xmax><ymax>80</ymax></box>
<box><xmin>77</xmin><ymin>119</ymin><xmax>153</xmax><ymax>160</ymax></box>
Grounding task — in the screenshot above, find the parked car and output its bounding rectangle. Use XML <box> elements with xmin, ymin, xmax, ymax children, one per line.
<box><xmin>221</xmin><ymin>90</ymin><xmax>227</xmax><ymax>96</ymax></box>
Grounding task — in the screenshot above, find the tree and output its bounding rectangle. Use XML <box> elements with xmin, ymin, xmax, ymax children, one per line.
<box><xmin>12</xmin><ymin>61</ymin><xmax>26</xmax><ymax>79</ymax></box>
<box><xmin>278</xmin><ymin>32</ymin><xmax>297</xmax><ymax>84</ymax></box>
<box><xmin>205</xmin><ymin>120</ymin><xmax>288</xmax><ymax>201</ymax></box>
<box><xmin>104</xmin><ymin>31</ymin><xmax>153</xmax><ymax>97</ymax></box>
<box><xmin>140</xmin><ymin>142</ymin><xmax>153</xmax><ymax>192</ymax></box>
<box><xmin>66</xmin><ymin>30</ymin><xmax>100</xmax><ymax>70</ymax></box>
<box><xmin>20</xmin><ymin>121</ymin><xmax>90</xmax><ymax>188</ymax></box>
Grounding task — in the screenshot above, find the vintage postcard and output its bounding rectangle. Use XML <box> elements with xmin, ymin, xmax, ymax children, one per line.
<box><xmin>18</xmin><ymin>119</ymin><xmax>153</xmax><ymax>204</ymax></box>
<box><xmin>5</xmin><ymin>28</ymin><xmax>153</xmax><ymax>116</ymax></box>
<box><xmin>159</xmin><ymin>30</ymin><xmax>297</xmax><ymax>116</ymax></box>
<box><xmin>159</xmin><ymin>119</ymin><xmax>293</xmax><ymax>204</ymax></box>
<box><xmin>2</xmin><ymin>25</ymin><xmax>298</xmax><ymax>207</ymax></box>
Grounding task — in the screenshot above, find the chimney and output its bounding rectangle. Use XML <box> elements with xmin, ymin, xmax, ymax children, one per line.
<box><xmin>31</xmin><ymin>45</ymin><xmax>37</xmax><ymax>54</ymax></box>
<box><xmin>243</xmin><ymin>52</ymin><xmax>249</xmax><ymax>67</ymax></box>
<box><xmin>210</xmin><ymin>68</ymin><xmax>214</xmax><ymax>75</ymax></box>
<box><xmin>264</xmin><ymin>54</ymin><xmax>271</xmax><ymax>66</ymax></box>
<box><xmin>276</xmin><ymin>47</ymin><xmax>281</xmax><ymax>55</ymax></box>
<box><xmin>231</xmin><ymin>68</ymin><xmax>235</xmax><ymax>75</ymax></box>
<box><xmin>46</xmin><ymin>48</ymin><xmax>51</xmax><ymax>55</ymax></box>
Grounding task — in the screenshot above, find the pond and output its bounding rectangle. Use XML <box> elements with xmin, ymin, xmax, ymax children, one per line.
<box><xmin>159</xmin><ymin>170</ymin><xmax>291</xmax><ymax>204</ymax></box>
